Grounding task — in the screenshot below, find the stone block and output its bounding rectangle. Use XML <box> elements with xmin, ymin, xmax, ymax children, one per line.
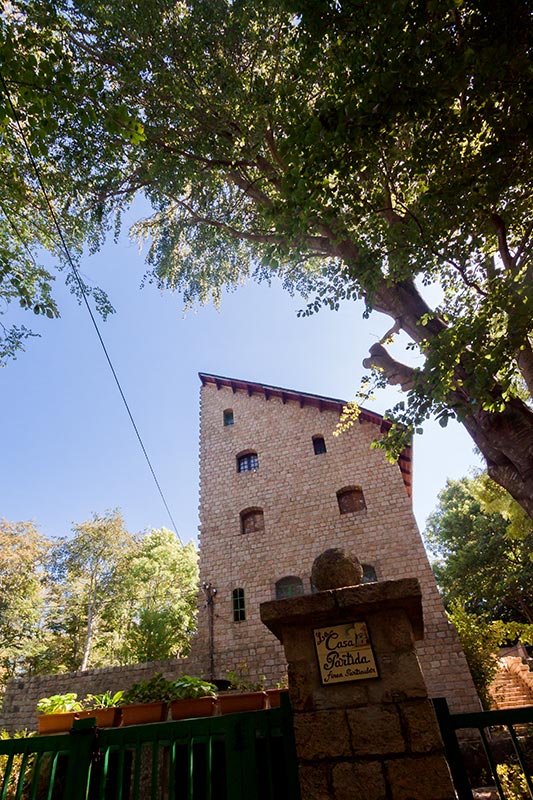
<box><xmin>293</xmin><ymin>711</ymin><xmax>352</xmax><ymax>760</ymax></box>
<box><xmin>366</xmin><ymin>611</ymin><xmax>416</xmax><ymax>653</ymax></box>
<box><xmin>288</xmin><ymin>660</ymin><xmax>316</xmax><ymax>711</ymax></box>
<box><xmin>298</xmin><ymin>764</ymin><xmax>331</xmax><ymax>800</ymax></box>
<box><xmin>282</xmin><ymin>627</ymin><xmax>317</xmax><ymax>662</ymax></box>
<box><xmin>313</xmin><ymin>680</ymin><xmax>369</xmax><ymax>711</ymax></box>
<box><xmin>346</xmin><ymin>705</ymin><xmax>405</xmax><ymax>755</ymax></box>
<box><xmin>385</xmin><ymin>755</ymin><xmax>456</xmax><ymax>800</ymax></box>
<box><xmin>366</xmin><ymin>651</ymin><xmax>427</xmax><ymax>704</ymax></box>
<box><xmin>332</xmin><ymin>762</ymin><xmax>387</xmax><ymax>800</ymax></box>
<box><xmin>399</xmin><ymin>700</ymin><xmax>445</xmax><ymax>753</ymax></box>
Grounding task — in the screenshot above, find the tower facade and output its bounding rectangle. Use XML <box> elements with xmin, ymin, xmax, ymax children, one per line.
<box><xmin>195</xmin><ymin>373</ymin><xmax>479</xmax><ymax>713</ymax></box>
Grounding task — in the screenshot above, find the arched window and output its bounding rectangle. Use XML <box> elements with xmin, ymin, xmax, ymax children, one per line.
<box><xmin>240</xmin><ymin>508</ymin><xmax>264</xmax><ymax>535</ymax></box>
<box><xmin>362</xmin><ymin>564</ymin><xmax>378</xmax><ymax>583</ymax></box>
<box><xmin>337</xmin><ymin>486</ymin><xmax>366</xmax><ymax>514</ymax></box>
<box><xmin>223</xmin><ymin>409</ymin><xmax>234</xmax><ymax>426</ymax></box>
<box><xmin>232</xmin><ymin>588</ymin><xmax>246</xmax><ymax>621</ymax></box>
<box><xmin>237</xmin><ymin>451</ymin><xmax>259</xmax><ymax>472</ymax></box>
<box><xmin>275</xmin><ymin>576</ymin><xmax>304</xmax><ymax>600</ymax></box>
<box><xmin>312</xmin><ymin>435</ymin><xmax>327</xmax><ymax>455</ymax></box>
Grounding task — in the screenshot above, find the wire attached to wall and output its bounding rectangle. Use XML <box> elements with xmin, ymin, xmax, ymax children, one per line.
<box><xmin>0</xmin><ymin>72</ymin><xmax>182</xmax><ymax>543</ymax></box>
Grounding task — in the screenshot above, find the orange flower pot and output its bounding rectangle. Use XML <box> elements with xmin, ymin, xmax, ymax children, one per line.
<box><xmin>37</xmin><ymin>712</ymin><xmax>77</xmax><ymax>735</ymax></box>
<box><xmin>120</xmin><ymin>702</ymin><xmax>168</xmax><ymax>726</ymax></box>
<box><xmin>265</xmin><ymin>689</ymin><xmax>288</xmax><ymax>709</ymax></box>
<box><xmin>76</xmin><ymin>708</ymin><xmax>120</xmax><ymax>728</ymax></box>
<box><xmin>170</xmin><ymin>696</ymin><xmax>217</xmax><ymax>721</ymax></box>
<box><xmin>218</xmin><ymin>692</ymin><xmax>267</xmax><ymax>715</ymax></box>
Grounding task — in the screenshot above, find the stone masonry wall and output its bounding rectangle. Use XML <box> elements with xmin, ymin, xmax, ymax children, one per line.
<box><xmin>192</xmin><ymin>379</ymin><xmax>480</xmax><ymax>714</ymax></box>
<box><xmin>0</xmin><ymin>653</ymin><xmax>208</xmax><ymax>733</ymax></box>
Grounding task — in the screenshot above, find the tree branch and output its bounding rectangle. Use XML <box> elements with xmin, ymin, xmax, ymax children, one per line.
<box><xmin>362</xmin><ymin>342</ymin><xmax>416</xmax><ymax>391</ymax></box>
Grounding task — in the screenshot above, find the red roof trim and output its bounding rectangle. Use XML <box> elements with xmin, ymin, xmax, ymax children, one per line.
<box><xmin>199</xmin><ymin>373</ymin><xmax>413</xmax><ymax>498</ymax></box>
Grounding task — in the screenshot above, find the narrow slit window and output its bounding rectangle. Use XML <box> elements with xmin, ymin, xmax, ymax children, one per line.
<box><xmin>232</xmin><ymin>588</ymin><xmax>246</xmax><ymax>621</ymax></box>
<box><xmin>337</xmin><ymin>486</ymin><xmax>366</xmax><ymax>514</ymax></box>
<box><xmin>237</xmin><ymin>452</ymin><xmax>259</xmax><ymax>472</ymax></box>
<box><xmin>313</xmin><ymin>436</ymin><xmax>327</xmax><ymax>455</ymax></box>
<box><xmin>240</xmin><ymin>508</ymin><xmax>264</xmax><ymax>535</ymax></box>
<box><xmin>223</xmin><ymin>409</ymin><xmax>234</xmax><ymax>426</ymax></box>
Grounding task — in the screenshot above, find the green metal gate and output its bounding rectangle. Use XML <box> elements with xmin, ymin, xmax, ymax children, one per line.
<box><xmin>433</xmin><ymin>697</ymin><xmax>533</xmax><ymax>800</ymax></box>
<box><xmin>0</xmin><ymin>700</ymin><xmax>300</xmax><ymax>800</ymax></box>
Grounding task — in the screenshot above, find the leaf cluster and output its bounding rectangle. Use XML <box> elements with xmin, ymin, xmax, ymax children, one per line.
<box><xmin>425</xmin><ymin>476</ymin><xmax>533</xmax><ymax>624</ymax></box>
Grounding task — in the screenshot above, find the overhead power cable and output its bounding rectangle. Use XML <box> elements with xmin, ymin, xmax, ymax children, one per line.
<box><xmin>0</xmin><ymin>73</ymin><xmax>182</xmax><ymax>543</ymax></box>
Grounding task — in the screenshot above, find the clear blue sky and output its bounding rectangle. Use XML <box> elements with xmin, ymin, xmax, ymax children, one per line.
<box><xmin>1</xmin><ymin>210</ymin><xmax>482</xmax><ymax>544</ymax></box>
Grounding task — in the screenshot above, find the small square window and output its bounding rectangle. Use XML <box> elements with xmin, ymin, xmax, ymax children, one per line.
<box><xmin>241</xmin><ymin>509</ymin><xmax>264</xmax><ymax>535</ymax></box>
<box><xmin>223</xmin><ymin>409</ymin><xmax>234</xmax><ymax>426</ymax></box>
<box><xmin>237</xmin><ymin>452</ymin><xmax>259</xmax><ymax>472</ymax></box>
<box><xmin>337</xmin><ymin>487</ymin><xmax>366</xmax><ymax>514</ymax></box>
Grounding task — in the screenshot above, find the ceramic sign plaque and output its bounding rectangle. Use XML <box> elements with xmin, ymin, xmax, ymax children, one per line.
<box><xmin>313</xmin><ymin>621</ymin><xmax>378</xmax><ymax>685</ymax></box>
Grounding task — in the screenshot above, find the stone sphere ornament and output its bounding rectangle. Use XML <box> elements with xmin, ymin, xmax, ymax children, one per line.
<box><xmin>311</xmin><ymin>548</ymin><xmax>364</xmax><ymax>591</ymax></box>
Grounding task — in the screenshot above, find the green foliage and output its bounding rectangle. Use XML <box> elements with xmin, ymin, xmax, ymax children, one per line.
<box><xmin>447</xmin><ymin>602</ymin><xmax>500</xmax><ymax>708</ymax></box>
<box><xmin>1</xmin><ymin>0</ymin><xmax>532</xmax><ymax>513</ymax></box>
<box><xmin>0</xmin><ymin>520</ymin><xmax>50</xmax><ymax>692</ymax></box>
<box><xmin>36</xmin><ymin>693</ymin><xmax>82</xmax><ymax>715</ymax></box>
<box><xmin>0</xmin><ymin>515</ymin><xmax>198</xmax><ymax>699</ymax></box>
<box><xmin>496</xmin><ymin>763</ymin><xmax>529</xmax><ymax>800</ymax></box>
<box><xmin>425</xmin><ymin>476</ymin><xmax>533</xmax><ymax>624</ymax></box>
<box><xmin>470</xmin><ymin>473</ymin><xmax>533</xmax><ymax>542</ymax></box>
<box><xmin>226</xmin><ymin>662</ymin><xmax>265</xmax><ymax>692</ymax></box>
<box><xmin>42</xmin><ymin>510</ymin><xmax>137</xmax><ymax>672</ymax></box>
<box><xmin>119</xmin><ymin>674</ymin><xmax>177</xmax><ymax>705</ymax></box>
<box><xmin>172</xmin><ymin>676</ymin><xmax>217</xmax><ymax>700</ymax></box>
<box><xmin>110</xmin><ymin>529</ymin><xmax>198</xmax><ymax>663</ymax></box>
<box><xmin>82</xmin><ymin>691</ymin><xmax>124</xmax><ymax>709</ymax></box>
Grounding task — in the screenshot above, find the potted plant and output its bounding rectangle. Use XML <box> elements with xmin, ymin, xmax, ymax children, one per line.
<box><xmin>218</xmin><ymin>665</ymin><xmax>267</xmax><ymax>715</ymax></box>
<box><xmin>78</xmin><ymin>691</ymin><xmax>124</xmax><ymax>728</ymax></box>
<box><xmin>169</xmin><ymin>676</ymin><xmax>218</xmax><ymax>721</ymax></box>
<box><xmin>266</xmin><ymin>675</ymin><xmax>289</xmax><ymax>709</ymax></box>
<box><xmin>36</xmin><ymin>693</ymin><xmax>82</xmax><ymax>734</ymax></box>
<box><xmin>118</xmin><ymin>674</ymin><xmax>174</xmax><ymax>726</ymax></box>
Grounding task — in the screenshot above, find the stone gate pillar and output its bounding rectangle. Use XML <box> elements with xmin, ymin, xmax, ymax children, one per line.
<box><xmin>260</xmin><ymin>577</ymin><xmax>455</xmax><ymax>800</ymax></box>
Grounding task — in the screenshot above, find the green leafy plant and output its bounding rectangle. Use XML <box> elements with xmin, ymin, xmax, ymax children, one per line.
<box><xmin>119</xmin><ymin>673</ymin><xmax>176</xmax><ymax>705</ymax></box>
<box><xmin>496</xmin><ymin>763</ymin><xmax>529</xmax><ymax>800</ymax></box>
<box><xmin>82</xmin><ymin>691</ymin><xmax>124</xmax><ymax>709</ymax></box>
<box><xmin>226</xmin><ymin>662</ymin><xmax>265</xmax><ymax>692</ymax></box>
<box><xmin>172</xmin><ymin>676</ymin><xmax>217</xmax><ymax>700</ymax></box>
<box><xmin>36</xmin><ymin>693</ymin><xmax>82</xmax><ymax>715</ymax></box>
<box><xmin>275</xmin><ymin>674</ymin><xmax>289</xmax><ymax>690</ymax></box>
<box><xmin>446</xmin><ymin>602</ymin><xmax>500</xmax><ymax>708</ymax></box>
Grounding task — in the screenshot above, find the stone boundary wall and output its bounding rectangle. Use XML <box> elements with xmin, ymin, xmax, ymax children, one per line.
<box><xmin>0</xmin><ymin>653</ymin><xmax>208</xmax><ymax>733</ymax></box>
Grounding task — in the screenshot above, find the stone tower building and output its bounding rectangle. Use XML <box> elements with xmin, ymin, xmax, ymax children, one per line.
<box><xmin>194</xmin><ymin>372</ymin><xmax>480</xmax><ymax>713</ymax></box>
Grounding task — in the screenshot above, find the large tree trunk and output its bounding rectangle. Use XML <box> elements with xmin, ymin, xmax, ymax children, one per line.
<box><xmin>462</xmin><ymin>401</ymin><xmax>533</xmax><ymax>520</ymax></box>
<box><xmin>361</xmin><ymin>276</ymin><xmax>533</xmax><ymax>519</ymax></box>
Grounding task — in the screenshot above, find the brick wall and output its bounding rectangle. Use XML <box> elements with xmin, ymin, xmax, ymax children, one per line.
<box><xmin>192</xmin><ymin>378</ymin><xmax>480</xmax><ymax>713</ymax></box>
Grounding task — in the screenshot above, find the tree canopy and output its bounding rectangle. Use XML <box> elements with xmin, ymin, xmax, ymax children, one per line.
<box><xmin>1</xmin><ymin>0</ymin><xmax>532</xmax><ymax>514</ymax></box>
<box><xmin>0</xmin><ymin>520</ymin><xmax>50</xmax><ymax>689</ymax></box>
<box><xmin>0</xmin><ymin>514</ymin><xmax>198</xmax><ymax>697</ymax></box>
<box><xmin>425</xmin><ymin>475</ymin><xmax>533</xmax><ymax>624</ymax></box>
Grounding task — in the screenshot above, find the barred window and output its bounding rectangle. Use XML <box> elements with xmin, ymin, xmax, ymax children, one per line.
<box><xmin>232</xmin><ymin>588</ymin><xmax>246</xmax><ymax>622</ymax></box>
<box><xmin>241</xmin><ymin>508</ymin><xmax>264</xmax><ymax>535</ymax></box>
<box><xmin>337</xmin><ymin>486</ymin><xmax>366</xmax><ymax>514</ymax></box>
<box><xmin>362</xmin><ymin>564</ymin><xmax>378</xmax><ymax>583</ymax></box>
<box><xmin>237</xmin><ymin>452</ymin><xmax>259</xmax><ymax>472</ymax></box>
<box><xmin>313</xmin><ymin>436</ymin><xmax>327</xmax><ymax>455</ymax></box>
<box><xmin>275</xmin><ymin>576</ymin><xmax>304</xmax><ymax>600</ymax></box>
<box><xmin>223</xmin><ymin>409</ymin><xmax>234</xmax><ymax>426</ymax></box>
